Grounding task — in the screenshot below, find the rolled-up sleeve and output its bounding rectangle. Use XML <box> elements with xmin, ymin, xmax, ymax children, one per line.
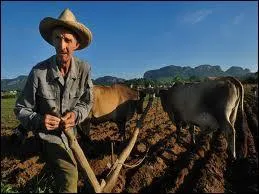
<box><xmin>14</xmin><ymin>69</ymin><xmax>43</xmax><ymax>131</ymax></box>
<box><xmin>72</xmin><ymin>68</ymin><xmax>94</xmax><ymax>125</ymax></box>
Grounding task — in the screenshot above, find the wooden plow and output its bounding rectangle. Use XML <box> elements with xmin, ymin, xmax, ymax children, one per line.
<box><xmin>61</xmin><ymin>96</ymin><xmax>153</xmax><ymax>193</ymax></box>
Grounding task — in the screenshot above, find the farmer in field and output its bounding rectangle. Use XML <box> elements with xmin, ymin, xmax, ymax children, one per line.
<box><xmin>14</xmin><ymin>8</ymin><xmax>93</xmax><ymax>192</ymax></box>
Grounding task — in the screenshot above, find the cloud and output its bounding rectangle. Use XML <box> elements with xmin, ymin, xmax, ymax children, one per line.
<box><xmin>233</xmin><ymin>13</ymin><xmax>244</xmax><ymax>25</ymax></box>
<box><xmin>183</xmin><ymin>9</ymin><xmax>212</xmax><ymax>25</ymax></box>
<box><xmin>220</xmin><ymin>13</ymin><xmax>245</xmax><ymax>37</ymax></box>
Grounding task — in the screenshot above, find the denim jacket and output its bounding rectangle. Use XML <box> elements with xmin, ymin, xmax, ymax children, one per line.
<box><xmin>14</xmin><ymin>55</ymin><xmax>93</xmax><ymax>149</ymax></box>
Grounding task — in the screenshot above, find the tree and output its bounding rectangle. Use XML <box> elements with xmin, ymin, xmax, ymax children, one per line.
<box><xmin>173</xmin><ymin>75</ymin><xmax>183</xmax><ymax>82</ymax></box>
<box><xmin>189</xmin><ymin>75</ymin><xmax>200</xmax><ymax>82</ymax></box>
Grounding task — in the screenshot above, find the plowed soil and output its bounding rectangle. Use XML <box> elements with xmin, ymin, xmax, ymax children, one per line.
<box><xmin>1</xmin><ymin>84</ymin><xmax>258</xmax><ymax>193</ymax></box>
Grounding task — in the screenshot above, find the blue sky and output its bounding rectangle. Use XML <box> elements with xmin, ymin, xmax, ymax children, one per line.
<box><xmin>1</xmin><ymin>1</ymin><xmax>258</xmax><ymax>80</ymax></box>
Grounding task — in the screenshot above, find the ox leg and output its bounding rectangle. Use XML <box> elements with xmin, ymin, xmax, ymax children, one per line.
<box><xmin>175</xmin><ymin>120</ymin><xmax>189</xmax><ymax>142</ymax></box>
<box><xmin>175</xmin><ymin>122</ymin><xmax>183</xmax><ymax>142</ymax></box>
<box><xmin>190</xmin><ymin>125</ymin><xmax>196</xmax><ymax>144</ymax></box>
<box><xmin>117</xmin><ymin>121</ymin><xmax>126</xmax><ymax>142</ymax></box>
<box><xmin>77</xmin><ymin>120</ymin><xmax>91</xmax><ymax>142</ymax></box>
<box><xmin>195</xmin><ymin>127</ymin><xmax>214</xmax><ymax>150</ymax></box>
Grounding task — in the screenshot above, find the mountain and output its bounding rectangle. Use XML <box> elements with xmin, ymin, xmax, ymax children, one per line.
<box><xmin>144</xmin><ymin>64</ymin><xmax>253</xmax><ymax>80</ymax></box>
<box><xmin>1</xmin><ymin>75</ymin><xmax>28</xmax><ymax>91</ymax></box>
<box><xmin>225</xmin><ymin>66</ymin><xmax>251</xmax><ymax>77</ymax></box>
<box><xmin>93</xmin><ymin>76</ymin><xmax>125</xmax><ymax>85</ymax></box>
<box><xmin>144</xmin><ymin>65</ymin><xmax>193</xmax><ymax>79</ymax></box>
<box><xmin>1</xmin><ymin>75</ymin><xmax>126</xmax><ymax>91</ymax></box>
<box><xmin>1</xmin><ymin>65</ymin><xmax>256</xmax><ymax>91</ymax></box>
<box><xmin>193</xmin><ymin>65</ymin><xmax>225</xmax><ymax>77</ymax></box>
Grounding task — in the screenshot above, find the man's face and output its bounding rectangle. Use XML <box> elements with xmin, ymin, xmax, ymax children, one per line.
<box><xmin>52</xmin><ymin>27</ymin><xmax>80</xmax><ymax>65</ymax></box>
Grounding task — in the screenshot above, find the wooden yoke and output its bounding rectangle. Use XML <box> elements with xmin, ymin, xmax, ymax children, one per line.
<box><xmin>57</xmin><ymin>96</ymin><xmax>153</xmax><ymax>193</ymax></box>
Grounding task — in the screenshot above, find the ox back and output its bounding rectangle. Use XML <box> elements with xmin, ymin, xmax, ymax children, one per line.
<box><xmin>79</xmin><ymin>84</ymin><xmax>146</xmax><ymax>141</ymax></box>
<box><xmin>159</xmin><ymin>76</ymin><xmax>247</xmax><ymax>159</ymax></box>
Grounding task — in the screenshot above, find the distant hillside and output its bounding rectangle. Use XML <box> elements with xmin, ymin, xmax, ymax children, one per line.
<box><xmin>1</xmin><ymin>75</ymin><xmax>28</xmax><ymax>91</ymax></box>
<box><xmin>144</xmin><ymin>64</ymin><xmax>253</xmax><ymax>80</ymax></box>
<box><xmin>1</xmin><ymin>75</ymin><xmax>126</xmax><ymax>91</ymax></box>
<box><xmin>1</xmin><ymin>65</ymin><xmax>256</xmax><ymax>91</ymax></box>
<box><xmin>225</xmin><ymin>66</ymin><xmax>251</xmax><ymax>77</ymax></box>
<box><xmin>93</xmin><ymin>76</ymin><xmax>125</xmax><ymax>85</ymax></box>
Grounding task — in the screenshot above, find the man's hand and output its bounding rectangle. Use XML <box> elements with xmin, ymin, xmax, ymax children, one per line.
<box><xmin>44</xmin><ymin>114</ymin><xmax>61</xmax><ymax>130</ymax></box>
<box><xmin>60</xmin><ymin>112</ymin><xmax>76</xmax><ymax>131</ymax></box>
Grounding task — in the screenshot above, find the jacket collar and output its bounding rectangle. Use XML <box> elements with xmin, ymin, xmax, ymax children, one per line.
<box><xmin>48</xmin><ymin>55</ymin><xmax>77</xmax><ymax>82</ymax></box>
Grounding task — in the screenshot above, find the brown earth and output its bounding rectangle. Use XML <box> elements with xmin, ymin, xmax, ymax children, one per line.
<box><xmin>1</xmin><ymin>85</ymin><xmax>258</xmax><ymax>193</ymax></box>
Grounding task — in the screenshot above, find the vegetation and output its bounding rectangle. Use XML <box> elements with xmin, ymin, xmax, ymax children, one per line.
<box><xmin>1</xmin><ymin>91</ymin><xmax>21</xmax><ymax>99</ymax></box>
<box><xmin>1</xmin><ymin>182</ymin><xmax>19</xmax><ymax>193</ymax></box>
<box><xmin>1</xmin><ymin>94</ymin><xmax>17</xmax><ymax>99</ymax></box>
<box><xmin>1</xmin><ymin>98</ymin><xmax>20</xmax><ymax>130</ymax></box>
<box><xmin>23</xmin><ymin>173</ymin><xmax>55</xmax><ymax>193</ymax></box>
<box><xmin>124</xmin><ymin>75</ymin><xmax>205</xmax><ymax>88</ymax></box>
<box><xmin>1</xmin><ymin>98</ymin><xmax>55</xmax><ymax>193</ymax></box>
<box><xmin>1</xmin><ymin>173</ymin><xmax>55</xmax><ymax>193</ymax></box>
<box><xmin>241</xmin><ymin>72</ymin><xmax>258</xmax><ymax>84</ymax></box>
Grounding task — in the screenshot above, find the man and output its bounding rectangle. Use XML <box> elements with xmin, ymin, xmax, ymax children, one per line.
<box><xmin>14</xmin><ymin>8</ymin><xmax>93</xmax><ymax>193</ymax></box>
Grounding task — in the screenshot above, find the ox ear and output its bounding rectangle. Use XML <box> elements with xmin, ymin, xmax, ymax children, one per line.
<box><xmin>139</xmin><ymin>90</ymin><xmax>146</xmax><ymax>99</ymax></box>
<box><xmin>154</xmin><ymin>88</ymin><xmax>160</xmax><ymax>97</ymax></box>
<box><xmin>155</xmin><ymin>88</ymin><xmax>168</xmax><ymax>97</ymax></box>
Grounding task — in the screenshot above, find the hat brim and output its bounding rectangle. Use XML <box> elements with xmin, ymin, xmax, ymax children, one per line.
<box><xmin>39</xmin><ymin>17</ymin><xmax>92</xmax><ymax>50</ymax></box>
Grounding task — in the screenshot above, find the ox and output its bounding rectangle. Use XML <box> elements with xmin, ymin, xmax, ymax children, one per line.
<box><xmin>78</xmin><ymin>84</ymin><xmax>146</xmax><ymax>141</ymax></box>
<box><xmin>12</xmin><ymin>84</ymin><xmax>146</xmax><ymax>144</ymax></box>
<box><xmin>251</xmin><ymin>86</ymin><xmax>258</xmax><ymax>99</ymax></box>
<box><xmin>158</xmin><ymin>76</ymin><xmax>247</xmax><ymax>160</ymax></box>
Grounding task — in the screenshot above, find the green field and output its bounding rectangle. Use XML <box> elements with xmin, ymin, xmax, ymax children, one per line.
<box><xmin>1</xmin><ymin>98</ymin><xmax>19</xmax><ymax>134</ymax></box>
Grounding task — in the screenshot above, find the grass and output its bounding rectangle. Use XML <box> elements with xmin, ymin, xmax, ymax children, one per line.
<box><xmin>1</xmin><ymin>182</ymin><xmax>18</xmax><ymax>193</ymax></box>
<box><xmin>1</xmin><ymin>173</ymin><xmax>56</xmax><ymax>193</ymax></box>
<box><xmin>1</xmin><ymin>98</ymin><xmax>56</xmax><ymax>193</ymax></box>
<box><xmin>1</xmin><ymin>97</ymin><xmax>19</xmax><ymax>131</ymax></box>
<box><xmin>23</xmin><ymin>173</ymin><xmax>55</xmax><ymax>193</ymax></box>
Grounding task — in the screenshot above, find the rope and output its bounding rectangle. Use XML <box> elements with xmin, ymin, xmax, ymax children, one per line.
<box><xmin>105</xmin><ymin>95</ymin><xmax>153</xmax><ymax>177</ymax></box>
<box><xmin>135</xmin><ymin>88</ymin><xmax>140</xmax><ymax>128</ymax></box>
<box><xmin>106</xmin><ymin>147</ymin><xmax>150</xmax><ymax>178</ymax></box>
<box><xmin>121</xmin><ymin>147</ymin><xmax>149</xmax><ymax>168</ymax></box>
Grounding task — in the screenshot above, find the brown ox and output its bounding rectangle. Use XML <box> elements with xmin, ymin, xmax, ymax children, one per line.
<box><xmin>79</xmin><ymin>84</ymin><xmax>146</xmax><ymax>141</ymax></box>
<box><xmin>158</xmin><ymin>76</ymin><xmax>247</xmax><ymax>160</ymax></box>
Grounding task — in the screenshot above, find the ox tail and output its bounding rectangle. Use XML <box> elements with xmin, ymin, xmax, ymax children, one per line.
<box><xmin>238</xmin><ymin>79</ymin><xmax>244</xmax><ymax>115</ymax></box>
<box><xmin>231</xmin><ymin>77</ymin><xmax>248</xmax><ymax>159</ymax></box>
<box><xmin>225</xmin><ymin>76</ymin><xmax>244</xmax><ymax>112</ymax></box>
<box><xmin>238</xmin><ymin>78</ymin><xmax>248</xmax><ymax>159</ymax></box>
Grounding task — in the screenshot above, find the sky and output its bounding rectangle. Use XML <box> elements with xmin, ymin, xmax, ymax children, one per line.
<box><xmin>1</xmin><ymin>1</ymin><xmax>258</xmax><ymax>80</ymax></box>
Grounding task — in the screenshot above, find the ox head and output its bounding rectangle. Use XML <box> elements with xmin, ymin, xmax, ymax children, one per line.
<box><xmin>156</xmin><ymin>88</ymin><xmax>169</xmax><ymax>111</ymax></box>
<box><xmin>153</xmin><ymin>87</ymin><xmax>177</xmax><ymax>123</ymax></box>
<box><xmin>136</xmin><ymin>90</ymin><xmax>147</xmax><ymax>114</ymax></box>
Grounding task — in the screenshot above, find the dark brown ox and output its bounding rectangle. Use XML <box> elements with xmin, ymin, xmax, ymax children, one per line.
<box><xmin>158</xmin><ymin>76</ymin><xmax>247</xmax><ymax>160</ymax></box>
<box><xmin>79</xmin><ymin>84</ymin><xmax>146</xmax><ymax>141</ymax></box>
<box><xmin>251</xmin><ymin>85</ymin><xmax>258</xmax><ymax>99</ymax></box>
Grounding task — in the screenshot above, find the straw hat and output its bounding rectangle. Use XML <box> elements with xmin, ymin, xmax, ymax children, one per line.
<box><xmin>39</xmin><ymin>8</ymin><xmax>92</xmax><ymax>50</ymax></box>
